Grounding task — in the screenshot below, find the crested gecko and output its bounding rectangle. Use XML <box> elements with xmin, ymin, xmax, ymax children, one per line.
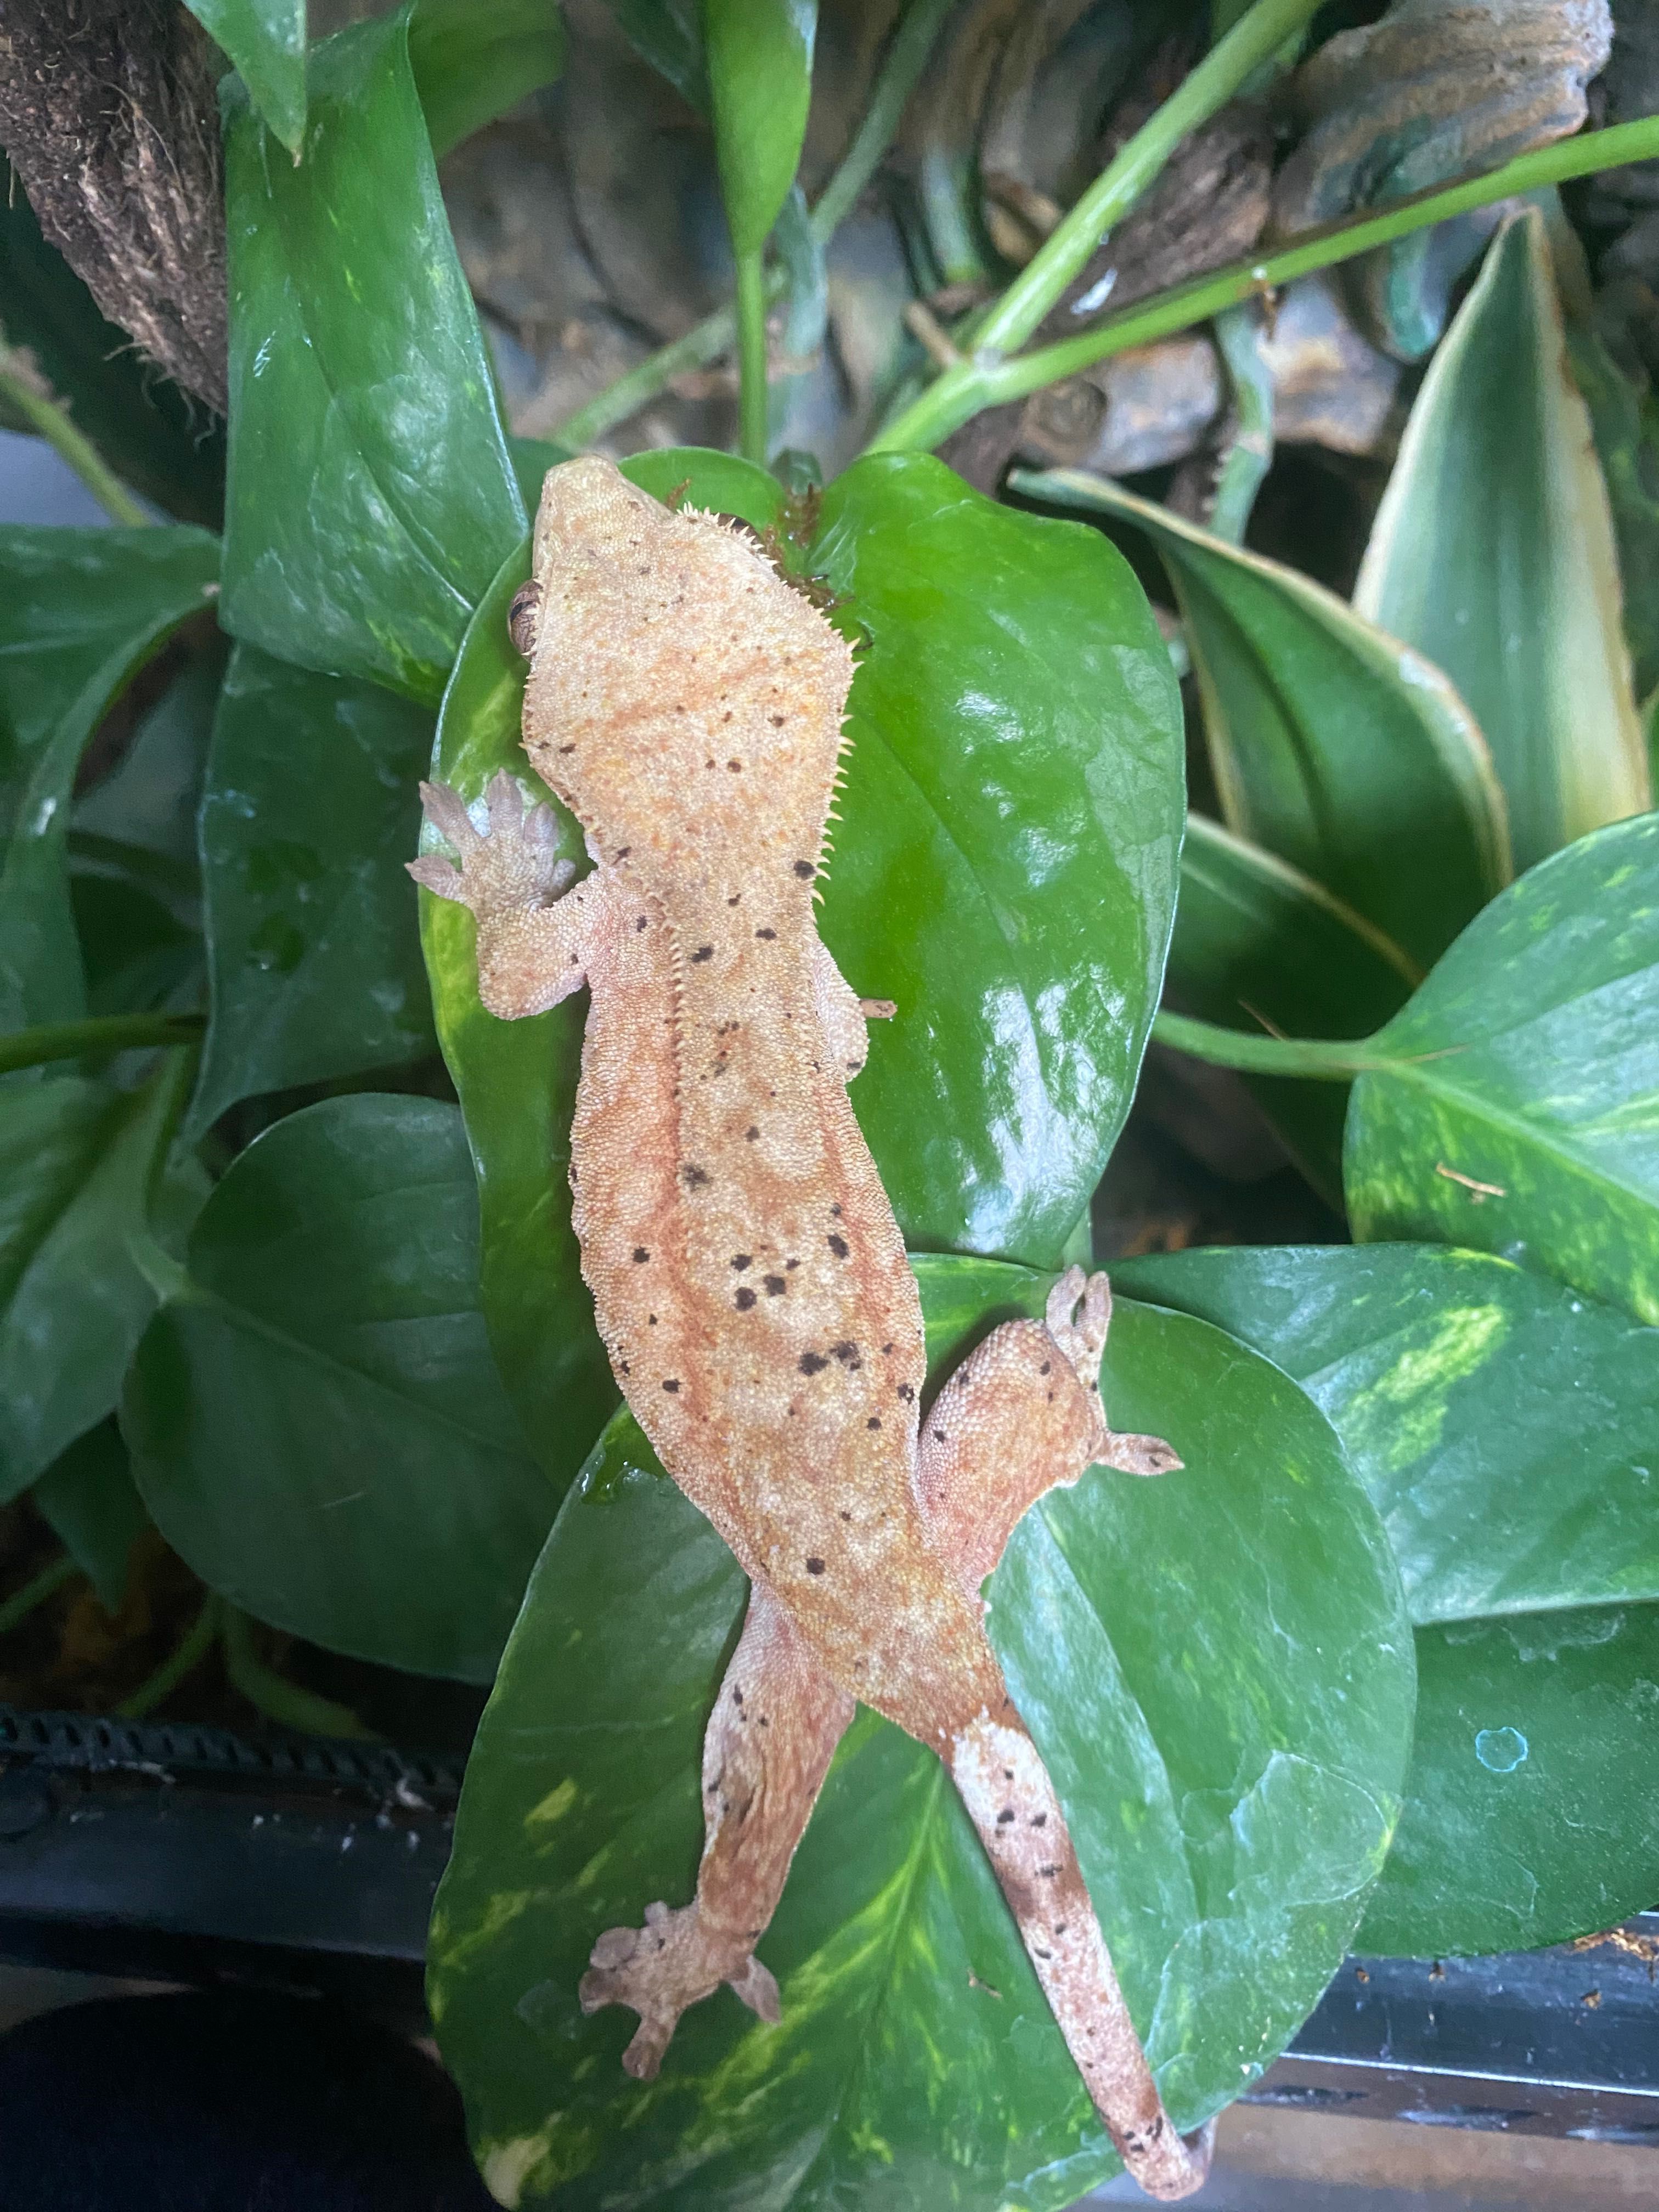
<box><xmin>410</xmin><ymin>455</ymin><xmax>1212</xmax><ymax>2201</ymax></box>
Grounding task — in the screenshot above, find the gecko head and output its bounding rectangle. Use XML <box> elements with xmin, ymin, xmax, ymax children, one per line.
<box><xmin>512</xmin><ymin>456</ymin><xmax>855</xmax><ymax>881</ymax></box>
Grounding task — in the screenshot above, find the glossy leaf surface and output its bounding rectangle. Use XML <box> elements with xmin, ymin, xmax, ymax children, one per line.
<box><xmin>219</xmin><ymin>7</ymin><xmax>524</xmax><ymax>704</ymax></box>
<box><xmin>1345</xmin><ymin>812</ymin><xmax>1659</xmax><ymax>1327</ymax></box>
<box><xmin>1119</xmin><ymin>1242</ymin><xmax>1659</xmax><ymax>1954</ymax></box>
<box><xmin>1354</xmin><ymin>212</ymin><xmax>1649</xmax><ymax>872</ymax></box>
<box><xmin>0</xmin><ymin>1058</ymin><xmax>198</xmax><ymax>1503</ymax></box>
<box><xmin>0</xmin><ymin>528</ymin><xmax>218</xmax><ymax>1031</ymax></box>
<box><xmin>811</xmin><ymin>454</ymin><xmax>1184</xmax><ymax>1263</ymax></box>
<box><xmin>431</xmin><ymin>1259</ymin><xmax>1412</xmax><ymax>2210</ymax></box>
<box><xmin>1167</xmin><ymin>814</ymin><xmax>1416</xmax><ymax>1205</ymax></box>
<box><xmin>126</xmin><ymin>1095</ymin><xmax>554</xmax><ymax>1681</ymax></box>
<box><xmin>1018</xmin><ymin>470</ymin><xmax>1509</xmax><ymax>970</ymax></box>
<box><xmin>0</xmin><ymin>157</ymin><xmax>224</xmax><ymax>526</ymax></box>
<box><xmin>187</xmin><ymin>0</ymin><xmax>307</xmax><ymax>153</ymax></box>
<box><xmin>409</xmin><ymin>0</ymin><xmax>568</xmax><ymax>159</ymax></box>
<box><xmin>32</xmin><ymin>1419</ymin><xmax>150</xmax><ymax>1613</ymax></box>
<box><xmin>190</xmin><ymin>644</ymin><xmax>436</xmax><ymax>1135</ymax></box>
<box><xmin>603</xmin><ymin>0</ymin><xmax>708</xmax><ymax>110</ymax></box>
<box><xmin>705</xmin><ymin>0</ymin><xmax>816</xmax><ymax>258</ymax></box>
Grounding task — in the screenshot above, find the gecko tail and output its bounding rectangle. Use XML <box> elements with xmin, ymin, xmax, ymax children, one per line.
<box><xmin>949</xmin><ymin>1713</ymin><xmax>1214</xmax><ymax>2202</ymax></box>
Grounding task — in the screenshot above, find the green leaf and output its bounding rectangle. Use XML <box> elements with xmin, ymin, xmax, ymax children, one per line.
<box><xmin>0</xmin><ymin>528</ymin><xmax>219</xmax><ymax>1032</ymax></box>
<box><xmin>0</xmin><ymin>1057</ymin><xmax>200</xmax><ymax>1502</ymax></box>
<box><xmin>1568</xmin><ymin>319</ymin><xmax>1659</xmax><ymax>709</ymax></box>
<box><xmin>1117</xmin><ymin>1241</ymin><xmax>1659</xmax><ymax>1955</ymax></box>
<box><xmin>1344</xmin><ymin>811</ymin><xmax>1659</xmax><ymax>1326</ymax></box>
<box><xmin>704</xmin><ymin>0</ymin><xmax>816</xmax><ymax>259</ymax></box>
<box><xmin>1353</xmin><ymin>211</ymin><xmax>1650</xmax><ymax>873</ymax></box>
<box><xmin>430</xmin><ymin>1257</ymin><xmax>1412</xmax><ymax>2209</ymax></box>
<box><xmin>186</xmin><ymin>0</ymin><xmax>307</xmax><ymax>154</ymax></box>
<box><xmin>603</xmin><ymin>0</ymin><xmax>708</xmax><ymax>110</ymax></box>
<box><xmin>189</xmin><ymin>644</ymin><xmax>436</xmax><ymax>1135</ymax></box>
<box><xmin>409</xmin><ymin>0</ymin><xmax>568</xmax><ymax>160</ymax></box>
<box><xmin>1167</xmin><ymin>814</ymin><xmax>1417</xmax><ymax>1205</ymax></box>
<box><xmin>124</xmin><ymin>1094</ymin><xmax>555</xmax><ymax>1682</ymax></box>
<box><xmin>0</xmin><ymin>155</ymin><xmax>225</xmax><ymax>528</ymax></box>
<box><xmin>1014</xmin><ymin>469</ymin><xmax>1510</xmax><ymax>971</ymax></box>
<box><xmin>70</xmin><ymin>870</ymin><xmax>200</xmax><ymax>1020</ymax></box>
<box><xmin>219</xmin><ymin>6</ymin><xmax>525</xmax><ymax>705</ymax></box>
<box><xmin>32</xmin><ymin>1418</ymin><xmax>150</xmax><ymax>1613</ymax></box>
<box><xmin>811</xmin><ymin>454</ymin><xmax>1185</xmax><ymax>1262</ymax></box>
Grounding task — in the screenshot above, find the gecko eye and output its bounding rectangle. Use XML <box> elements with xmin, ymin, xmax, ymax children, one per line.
<box><xmin>507</xmin><ymin>580</ymin><xmax>543</xmax><ymax>658</ymax></box>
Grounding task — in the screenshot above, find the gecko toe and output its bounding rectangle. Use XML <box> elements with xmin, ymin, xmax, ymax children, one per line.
<box><xmin>417</xmin><ymin>780</ymin><xmax>478</xmax><ymax>851</ymax></box>
<box><xmin>727</xmin><ymin>1952</ymin><xmax>781</xmax><ymax>2023</ymax></box>
<box><xmin>405</xmin><ymin>855</ymin><xmax>468</xmax><ymax>903</ymax></box>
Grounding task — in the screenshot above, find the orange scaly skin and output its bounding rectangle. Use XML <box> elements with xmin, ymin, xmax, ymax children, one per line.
<box><xmin>410</xmin><ymin>456</ymin><xmax>1211</xmax><ymax>2200</ymax></box>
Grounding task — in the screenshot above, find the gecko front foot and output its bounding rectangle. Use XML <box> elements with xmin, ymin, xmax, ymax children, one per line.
<box><xmin>1046</xmin><ymin>1265</ymin><xmax>1183</xmax><ymax>1477</ymax></box>
<box><xmin>408</xmin><ymin>771</ymin><xmax>574</xmax><ymax>917</ymax></box>
<box><xmin>579</xmin><ymin>1901</ymin><xmax>779</xmax><ymax>2079</ymax></box>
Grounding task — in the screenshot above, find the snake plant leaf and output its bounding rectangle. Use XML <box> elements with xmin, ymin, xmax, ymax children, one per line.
<box><xmin>705</xmin><ymin>0</ymin><xmax>817</xmax><ymax>261</ymax></box>
<box><xmin>0</xmin><ymin>527</ymin><xmax>220</xmax><ymax>1033</ymax></box>
<box><xmin>0</xmin><ymin>157</ymin><xmax>224</xmax><ymax>527</ymax></box>
<box><xmin>125</xmin><ymin>1094</ymin><xmax>555</xmax><ymax>1682</ymax></box>
<box><xmin>811</xmin><ymin>454</ymin><xmax>1184</xmax><ymax>1265</ymax></box>
<box><xmin>1345</xmin><ymin>811</ymin><xmax>1659</xmax><ymax>1327</ymax></box>
<box><xmin>1167</xmin><ymin>814</ymin><xmax>1417</xmax><ymax>1206</ymax></box>
<box><xmin>1119</xmin><ymin>1241</ymin><xmax>1659</xmax><ymax>1955</ymax></box>
<box><xmin>189</xmin><ymin>645</ymin><xmax>436</xmax><ymax>1136</ymax></box>
<box><xmin>219</xmin><ymin>5</ymin><xmax>524</xmax><ymax>705</ymax></box>
<box><xmin>31</xmin><ymin>1419</ymin><xmax>151</xmax><ymax>1614</ymax></box>
<box><xmin>408</xmin><ymin>0</ymin><xmax>568</xmax><ymax>160</ymax></box>
<box><xmin>0</xmin><ymin>1057</ymin><xmax>202</xmax><ymax>1504</ymax></box>
<box><xmin>430</xmin><ymin>1257</ymin><xmax>1412</xmax><ymax>2210</ymax></box>
<box><xmin>1012</xmin><ymin>467</ymin><xmax>1509</xmax><ymax>972</ymax></box>
<box><xmin>1353</xmin><ymin>211</ymin><xmax>1650</xmax><ymax>873</ymax></box>
<box><xmin>185</xmin><ymin>0</ymin><xmax>307</xmax><ymax>154</ymax></box>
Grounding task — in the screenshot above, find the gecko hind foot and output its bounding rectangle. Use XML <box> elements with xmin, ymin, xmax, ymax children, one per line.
<box><xmin>1045</xmin><ymin>1266</ymin><xmax>1183</xmax><ymax>1479</ymax></box>
<box><xmin>579</xmin><ymin>1901</ymin><xmax>778</xmax><ymax>2079</ymax></box>
<box><xmin>408</xmin><ymin>771</ymin><xmax>573</xmax><ymax>916</ymax></box>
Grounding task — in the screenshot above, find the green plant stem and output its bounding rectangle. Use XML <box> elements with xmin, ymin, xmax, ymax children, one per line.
<box><xmin>0</xmin><ymin>1012</ymin><xmax>204</xmax><ymax>1076</ymax></box>
<box><xmin>1153</xmin><ymin>1008</ymin><xmax>1390</xmax><ymax>1079</ymax></box>
<box><xmin>735</xmin><ymin>250</ymin><xmax>770</xmax><ymax>464</ymax></box>
<box><xmin>0</xmin><ymin>1553</ymin><xmax>82</xmax><ymax>1635</ymax></box>
<box><xmin>972</xmin><ymin>0</ymin><xmax>1324</xmax><ymax>360</ymax></box>
<box><xmin>0</xmin><ymin>348</ymin><xmax>149</xmax><ymax>527</ymax></box>
<box><xmin>222</xmin><ymin>1606</ymin><xmax>375</xmax><ymax>1739</ymax></box>
<box><xmin>1207</xmin><ymin>301</ymin><xmax>1274</xmax><ymax>543</ymax></box>
<box><xmin>872</xmin><ymin>113</ymin><xmax>1659</xmax><ymax>453</ymax></box>
<box><xmin>118</xmin><ymin>1595</ymin><xmax>223</xmax><ymax>1719</ymax></box>
<box><xmin>552</xmin><ymin>0</ymin><xmax>955</xmax><ymax>449</ymax></box>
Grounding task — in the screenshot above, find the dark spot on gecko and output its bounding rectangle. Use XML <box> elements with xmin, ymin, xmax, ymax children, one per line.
<box><xmin>1034</xmin><ymin>1947</ymin><xmax>1053</xmax><ymax>1961</ymax></box>
<box><xmin>794</xmin><ymin>861</ymin><xmax>815</xmax><ymax>879</ymax></box>
<box><xmin>805</xmin><ymin>1558</ymin><xmax>825</xmax><ymax>1575</ymax></box>
<box><xmin>831</xmin><ymin>1341</ymin><xmax>860</xmax><ymax>1367</ymax></box>
<box><xmin>648</xmin><ymin>1315</ymin><xmax>657</xmax><ymax>1325</ymax></box>
<box><xmin>636</xmin><ymin>916</ymin><xmax>648</xmax><ymax>931</ymax></box>
<box><xmin>1031</xmin><ymin>1813</ymin><xmax>1047</xmax><ymax>1827</ymax></box>
<box><xmin>1040</xmin><ymin>1361</ymin><xmax>1051</xmax><ymax>1376</ymax></box>
<box><xmin>734</xmin><ymin>1287</ymin><xmax>757</xmax><ymax>1310</ymax></box>
<box><xmin>996</xmin><ymin>1809</ymin><xmax>1016</xmax><ymax>1825</ymax></box>
<box><xmin>692</xmin><ymin>946</ymin><xmax>714</xmax><ymax>963</ymax></box>
<box><xmin>786</xmin><ymin>1258</ymin><xmax>800</xmax><ymax>1270</ymax></box>
<box><xmin>1003</xmin><ymin>1769</ymin><xmax>1014</xmax><ymax>1780</ymax></box>
<box><xmin>867</xmin><ymin>1417</ymin><xmax>881</xmax><ymax>1430</ymax></box>
<box><xmin>745</xmin><ymin>1126</ymin><xmax>760</xmax><ymax>1142</ymax></box>
<box><xmin>827</xmin><ymin>1234</ymin><xmax>849</xmax><ymax>1259</ymax></box>
<box><xmin>732</xmin><ymin>1686</ymin><xmax>743</xmax><ymax>1705</ymax></box>
<box><xmin>727</xmin><ymin>893</ymin><xmax>741</xmax><ymax>905</ymax></box>
<box><xmin>764</xmin><ymin>1275</ymin><xmax>786</xmax><ymax>1296</ymax></box>
<box><xmin>798</xmin><ymin>1352</ymin><xmax>828</xmax><ymax>1376</ymax></box>
<box><xmin>933</xmin><ymin>1429</ymin><xmax>947</xmax><ymax>1443</ymax></box>
<box><xmin>1055</xmin><ymin>1922</ymin><xmax>1068</xmax><ymax>1937</ymax></box>
<box><xmin>1040</xmin><ymin>1865</ymin><xmax>1059</xmax><ymax>1878</ymax></box>
<box><xmin>682</xmin><ymin>1164</ymin><xmax>711</xmax><ymax>1188</ymax></box>
<box><xmin>557</xmin><ymin>743</ymin><xmax>576</xmax><ymax>755</ymax></box>
<box><xmin>882</xmin><ymin>1343</ymin><xmax>893</xmax><ymax>1356</ymax></box>
<box><xmin>897</xmin><ymin>1383</ymin><xmax>915</xmax><ymax>1401</ymax></box>
<box><xmin>662</xmin><ymin>1379</ymin><xmax>680</xmax><ymax>1393</ymax></box>
<box><xmin>614</xmin><ymin>847</ymin><xmax>630</xmax><ymax>860</ymax></box>
<box><xmin>755</xmin><ymin>927</ymin><xmax>776</xmax><ymax>940</ymax></box>
<box><xmin>839</xmin><ymin>1509</ymin><xmax>852</xmax><ymax>1521</ymax></box>
<box><xmin>731</xmin><ymin>1254</ymin><xmax>753</xmax><ymax>1270</ymax></box>
<box><xmin>632</xmin><ymin>1248</ymin><xmax>649</xmax><ymax>1263</ymax></box>
<box><xmin>728</xmin><ymin>759</ymin><xmax>743</xmax><ymax>771</ymax></box>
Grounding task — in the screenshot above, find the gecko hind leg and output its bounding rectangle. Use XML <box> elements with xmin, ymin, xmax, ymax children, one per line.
<box><xmin>579</xmin><ymin>1579</ymin><xmax>854</xmax><ymax>2078</ymax></box>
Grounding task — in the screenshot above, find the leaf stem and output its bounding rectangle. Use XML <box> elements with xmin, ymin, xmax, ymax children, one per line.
<box><xmin>735</xmin><ymin>250</ymin><xmax>771</xmax><ymax>464</ymax></box>
<box><xmin>118</xmin><ymin>1595</ymin><xmax>223</xmax><ymax>1719</ymax></box>
<box><xmin>871</xmin><ymin>115</ymin><xmax>1659</xmax><ymax>450</ymax></box>
<box><xmin>0</xmin><ymin>1553</ymin><xmax>82</xmax><ymax>1636</ymax></box>
<box><xmin>0</xmin><ymin>1012</ymin><xmax>205</xmax><ymax>1076</ymax></box>
<box><xmin>972</xmin><ymin>0</ymin><xmax>1325</xmax><ymax>360</ymax></box>
<box><xmin>221</xmin><ymin>1607</ymin><xmax>375</xmax><ymax>1740</ymax></box>
<box><xmin>552</xmin><ymin>0</ymin><xmax>955</xmax><ymax>449</ymax></box>
<box><xmin>0</xmin><ymin>343</ymin><xmax>149</xmax><ymax>527</ymax></box>
<box><xmin>1153</xmin><ymin>1008</ymin><xmax>1390</xmax><ymax>1080</ymax></box>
